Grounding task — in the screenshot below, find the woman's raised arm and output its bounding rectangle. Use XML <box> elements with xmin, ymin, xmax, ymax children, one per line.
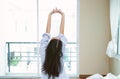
<box><xmin>46</xmin><ymin>10</ymin><xmax>54</xmax><ymax>33</ymax></box>
<box><xmin>59</xmin><ymin>10</ymin><xmax>65</xmax><ymax>34</ymax></box>
<box><xmin>46</xmin><ymin>9</ymin><xmax>65</xmax><ymax>34</ymax></box>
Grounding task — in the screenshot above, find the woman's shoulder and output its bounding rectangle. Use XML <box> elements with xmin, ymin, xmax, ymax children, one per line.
<box><xmin>42</xmin><ymin>33</ymin><xmax>51</xmax><ymax>38</ymax></box>
<box><xmin>57</xmin><ymin>33</ymin><xmax>67</xmax><ymax>45</ymax></box>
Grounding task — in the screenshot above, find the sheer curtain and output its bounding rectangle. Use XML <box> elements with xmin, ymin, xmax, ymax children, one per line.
<box><xmin>106</xmin><ymin>0</ymin><xmax>120</xmax><ymax>58</ymax></box>
<box><xmin>0</xmin><ymin>0</ymin><xmax>7</xmax><ymax>76</ymax></box>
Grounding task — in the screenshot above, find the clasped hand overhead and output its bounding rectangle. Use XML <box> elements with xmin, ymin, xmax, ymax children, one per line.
<box><xmin>49</xmin><ymin>8</ymin><xmax>64</xmax><ymax>16</ymax></box>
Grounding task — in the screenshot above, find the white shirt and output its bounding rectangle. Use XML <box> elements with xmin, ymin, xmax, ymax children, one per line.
<box><xmin>40</xmin><ymin>33</ymin><xmax>69</xmax><ymax>79</ymax></box>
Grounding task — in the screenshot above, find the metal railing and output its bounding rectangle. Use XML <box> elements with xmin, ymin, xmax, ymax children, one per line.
<box><xmin>6</xmin><ymin>42</ymin><xmax>77</xmax><ymax>73</ymax></box>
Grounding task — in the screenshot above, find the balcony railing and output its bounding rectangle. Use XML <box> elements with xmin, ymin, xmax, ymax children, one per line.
<box><xmin>6</xmin><ymin>42</ymin><xmax>77</xmax><ymax>74</ymax></box>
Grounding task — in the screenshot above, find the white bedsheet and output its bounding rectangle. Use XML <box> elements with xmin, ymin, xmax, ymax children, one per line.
<box><xmin>86</xmin><ymin>73</ymin><xmax>120</xmax><ymax>79</ymax></box>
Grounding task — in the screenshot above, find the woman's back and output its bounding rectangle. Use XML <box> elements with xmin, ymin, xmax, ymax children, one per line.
<box><xmin>40</xmin><ymin>33</ymin><xmax>69</xmax><ymax>79</ymax></box>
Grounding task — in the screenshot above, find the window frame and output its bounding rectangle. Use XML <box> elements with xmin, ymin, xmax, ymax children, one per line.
<box><xmin>0</xmin><ymin>0</ymin><xmax>80</xmax><ymax>77</ymax></box>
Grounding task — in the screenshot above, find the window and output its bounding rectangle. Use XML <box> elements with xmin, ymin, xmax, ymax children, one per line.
<box><xmin>117</xmin><ymin>16</ymin><xmax>120</xmax><ymax>55</ymax></box>
<box><xmin>1</xmin><ymin>0</ymin><xmax>79</xmax><ymax>76</ymax></box>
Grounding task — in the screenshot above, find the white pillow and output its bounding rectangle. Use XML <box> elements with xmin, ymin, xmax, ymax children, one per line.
<box><xmin>103</xmin><ymin>73</ymin><xmax>117</xmax><ymax>79</ymax></box>
<box><xmin>117</xmin><ymin>74</ymin><xmax>120</xmax><ymax>79</ymax></box>
<box><xmin>86</xmin><ymin>73</ymin><xmax>104</xmax><ymax>79</ymax></box>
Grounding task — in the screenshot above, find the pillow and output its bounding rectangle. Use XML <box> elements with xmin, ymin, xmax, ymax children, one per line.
<box><xmin>103</xmin><ymin>73</ymin><xmax>117</xmax><ymax>79</ymax></box>
<box><xmin>86</xmin><ymin>73</ymin><xmax>104</xmax><ymax>79</ymax></box>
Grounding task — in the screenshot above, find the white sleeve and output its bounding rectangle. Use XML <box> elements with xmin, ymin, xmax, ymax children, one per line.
<box><xmin>40</xmin><ymin>33</ymin><xmax>51</xmax><ymax>46</ymax></box>
<box><xmin>39</xmin><ymin>33</ymin><xmax>51</xmax><ymax>58</ymax></box>
<box><xmin>57</xmin><ymin>33</ymin><xmax>67</xmax><ymax>46</ymax></box>
<box><xmin>57</xmin><ymin>34</ymin><xmax>68</xmax><ymax>56</ymax></box>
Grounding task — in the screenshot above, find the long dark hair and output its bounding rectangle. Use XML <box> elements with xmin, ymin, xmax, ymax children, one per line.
<box><xmin>42</xmin><ymin>38</ymin><xmax>63</xmax><ymax>79</ymax></box>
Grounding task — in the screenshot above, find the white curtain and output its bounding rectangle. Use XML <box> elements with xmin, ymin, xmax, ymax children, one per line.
<box><xmin>106</xmin><ymin>0</ymin><xmax>120</xmax><ymax>57</ymax></box>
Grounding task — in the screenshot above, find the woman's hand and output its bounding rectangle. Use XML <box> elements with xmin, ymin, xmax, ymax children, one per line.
<box><xmin>49</xmin><ymin>8</ymin><xmax>65</xmax><ymax>16</ymax></box>
<box><xmin>56</xmin><ymin>9</ymin><xmax>65</xmax><ymax>16</ymax></box>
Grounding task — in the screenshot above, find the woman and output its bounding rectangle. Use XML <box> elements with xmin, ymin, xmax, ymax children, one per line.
<box><xmin>40</xmin><ymin>8</ymin><xmax>69</xmax><ymax>79</ymax></box>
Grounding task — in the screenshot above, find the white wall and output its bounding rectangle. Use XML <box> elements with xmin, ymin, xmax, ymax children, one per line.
<box><xmin>80</xmin><ymin>0</ymin><xmax>110</xmax><ymax>75</ymax></box>
<box><xmin>0</xmin><ymin>3</ymin><xmax>6</xmax><ymax>76</ymax></box>
<box><xmin>0</xmin><ymin>40</ymin><xmax>6</xmax><ymax>76</ymax></box>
